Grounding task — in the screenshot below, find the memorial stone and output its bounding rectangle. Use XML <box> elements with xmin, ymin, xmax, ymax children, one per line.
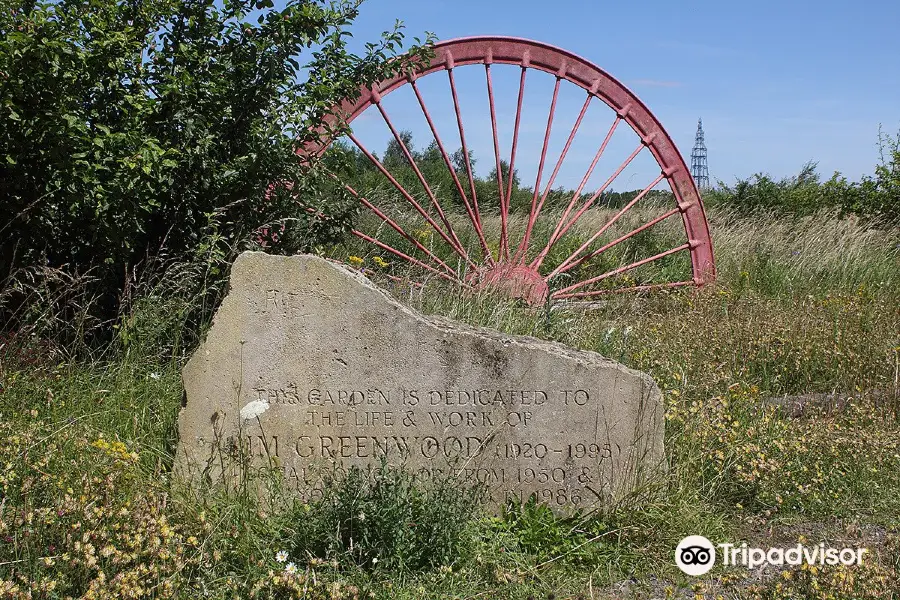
<box><xmin>177</xmin><ymin>252</ymin><xmax>664</xmax><ymax>511</ymax></box>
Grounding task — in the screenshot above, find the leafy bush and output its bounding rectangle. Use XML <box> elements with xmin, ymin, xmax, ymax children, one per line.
<box><xmin>704</xmin><ymin>162</ymin><xmax>824</xmax><ymax>217</ymax></box>
<box><xmin>294</xmin><ymin>461</ymin><xmax>484</xmax><ymax>572</ymax></box>
<box><xmin>830</xmin><ymin>127</ymin><xmax>900</xmax><ymax>224</ymax></box>
<box><xmin>706</xmin><ymin>129</ymin><xmax>900</xmax><ymax>225</ymax></box>
<box><xmin>0</xmin><ymin>0</ymin><xmax>433</xmax><ymax>336</ymax></box>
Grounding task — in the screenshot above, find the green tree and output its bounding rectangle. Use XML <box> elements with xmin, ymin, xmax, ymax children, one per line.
<box><xmin>382</xmin><ymin>130</ymin><xmax>415</xmax><ymax>169</ymax></box>
<box><xmin>0</xmin><ymin>0</ymin><xmax>433</xmax><ymax>328</ymax></box>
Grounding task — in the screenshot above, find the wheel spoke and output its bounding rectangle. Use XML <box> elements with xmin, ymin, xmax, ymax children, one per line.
<box><xmin>352</xmin><ymin>229</ymin><xmax>463</xmax><ymax>284</ymax></box>
<box><xmin>517</xmin><ymin>91</ymin><xmax>592</xmax><ymax>262</ymax></box>
<box><xmin>347</xmin><ymin>132</ymin><xmax>471</xmax><ymax>270</ymax></box>
<box><xmin>554</xmin><ymin>205</ymin><xmax>680</xmax><ymax>276</ymax></box>
<box><xmin>409</xmin><ymin>78</ymin><xmax>494</xmax><ymax>265</ymax></box>
<box><xmin>447</xmin><ymin>66</ymin><xmax>488</xmax><ymax>260</ymax></box>
<box><xmin>371</xmin><ymin>97</ymin><xmax>474</xmax><ymax>268</ymax></box>
<box><xmin>340</xmin><ymin>179</ymin><xmax>461</xmax><ymax>278</ymax></box>
<box><xmin>533</xmin><ymin>138</ymin><xmax>643</xmax><ymax>269</ymax></box>
<box><xmin>553</xmin><ymin>280</ymin><xmax>693</xmax><ymax>300</ymax></box>
<box><xmin>553</xmin><ymin>243</ymin><xmax>691</xmax><ymax>296</ymax></box>
<box><xmin>549</xmin><ymin>172</ymin><xmax>666</xmax><ymax>277</ymax></box>
<box><xmin>530</xmin><ymin>116</ymin><xmax>620</xmax><ymax>268</ymax></box>
<box><xmin>505</xmin><ymin>67</ymin><xmax>527</xmax><ymax>248</ymax></box>
<box><xmin>485</xmin><ymin>63</ymin><xmax>509</xmax><ymax>260</ymax></box>
<box><xmin>521</xmin><ymin>76</ymin><xmax>561</xmax><ymax>261</ymax></box>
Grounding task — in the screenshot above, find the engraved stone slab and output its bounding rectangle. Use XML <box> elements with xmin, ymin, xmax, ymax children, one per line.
<box><xmin>177</xmin><ymin>252</ymin><xmax>664</xmax><ymax>511</ymax></box>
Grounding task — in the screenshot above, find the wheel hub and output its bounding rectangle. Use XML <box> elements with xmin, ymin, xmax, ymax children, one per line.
<box><xmin>468</xmin><ymin>263</ymin><xmax>548</xmax><ymax>305</ymax></box>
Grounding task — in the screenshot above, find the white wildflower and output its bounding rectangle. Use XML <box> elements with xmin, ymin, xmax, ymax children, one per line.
<box><xmin>275</xmin><ymin>550</ymin><xmax>288</xmax><ymax>563</ymax></box>
<box><xmin>285</xmin><ymin>562</ymin><xmax>298</xmax><ymax>574</ymax></box>
<box><xmin>240</xmin><ymin>400</ymin><xmax>269</xmax><ymax>421</ymax></box>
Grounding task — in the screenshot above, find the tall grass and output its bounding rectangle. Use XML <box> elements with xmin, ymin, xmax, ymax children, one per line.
<box><xmin>709</xmin><ymin>208</ymin><xmax>899</xmax><ymax>294</ymax></box>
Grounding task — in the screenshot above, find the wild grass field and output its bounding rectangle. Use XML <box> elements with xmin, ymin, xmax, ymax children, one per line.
<box><xmin>2</xmin><ymin>203</ymin><xmax>898</xmax><ymax>599</ymax></box>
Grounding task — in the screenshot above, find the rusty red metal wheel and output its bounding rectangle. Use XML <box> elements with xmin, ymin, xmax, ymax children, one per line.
<box><xmin>303</xmin><ymin>36</ymin><xmax>715</xmax><ymax>305</ymax></box>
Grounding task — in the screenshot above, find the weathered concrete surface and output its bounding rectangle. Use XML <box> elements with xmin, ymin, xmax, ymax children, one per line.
<box><xmin>177</xmin><ymin>252</ymin><xmax>664</xmax><ymax>511</ymax></box>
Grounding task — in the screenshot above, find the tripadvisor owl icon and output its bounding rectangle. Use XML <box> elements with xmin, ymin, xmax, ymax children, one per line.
<box><xmin>676</xmin><ymin>535</ymin><xmax>716</xmax><ymax>576</ymax></box>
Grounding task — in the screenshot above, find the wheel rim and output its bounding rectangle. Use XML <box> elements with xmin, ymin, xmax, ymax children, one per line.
<box><xmin>302</xmin><ymin>36</ymin><xmax>716</xmax><ymax>305</ymax></box>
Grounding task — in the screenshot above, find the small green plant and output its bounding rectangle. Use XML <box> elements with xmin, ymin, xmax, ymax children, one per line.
<box><xmin>294</xmin><ymin>460</ymin><xmax>485</xmax><ymax>572</ymax></box>
<box><xmin>495</xmin><ymin>499</ymin><xmax>617</xmax><ymax>566</ymax></box>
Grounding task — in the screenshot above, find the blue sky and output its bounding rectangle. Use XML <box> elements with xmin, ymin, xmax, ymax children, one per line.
<box><xmin>335</xmin><ymin>0</ymin><xmax>899</xmax><ymax>191</ymax></box>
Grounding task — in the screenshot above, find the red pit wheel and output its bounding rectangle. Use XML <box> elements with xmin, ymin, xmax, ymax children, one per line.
<box><xmin>304</xmin><ymin>36</ymin><xmax>715</xmax><ymax>305</ymax></box>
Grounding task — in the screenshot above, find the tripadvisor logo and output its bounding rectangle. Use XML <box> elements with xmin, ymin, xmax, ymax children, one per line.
<box><xmin>675</xmin><ymin>536</ymin><xmax>868</xmax><ymax>575</ymax></box>
<box><xmin>675</xmin><ymin>535</ymin><xmax>716</xmax><ymax>576</ymax></box>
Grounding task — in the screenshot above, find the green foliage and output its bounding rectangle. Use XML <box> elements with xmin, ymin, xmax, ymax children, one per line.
<box><xmin>110</xmin><ymin>218</ymin><xmax>233</xmax><ymax>363</ymax></box>
<box><xmin>330</xmin><ymin>133</ymin><xmax>482</xmax><ymax>213</ymax></box>
<box><xmin>830</xmin><ymin>127</ymin><xmax>900</xmax><ymax>224</ymax></box>
<box><xmin>0</xmin><ymin>0</ymin><xmax>434</xmax><ymax>336</ymax></box>
<box><xmin>704</xmin><ymin>162</ymin><xmax>826</xmax><ymax>217</ymax></box>
<box><xmin>707</xmin><ymin>130</ymin><xmax>900</xmax><ymax>225</ymax></box>
<box><xmin>292</xmin><ymin>461</ymin><xmax>484</xmax><ymax>572</ymax></box>
<box><xmin>494</xmin><ymin>499</ymin><xmax>616</xmax><ymax>566</ymax></box>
